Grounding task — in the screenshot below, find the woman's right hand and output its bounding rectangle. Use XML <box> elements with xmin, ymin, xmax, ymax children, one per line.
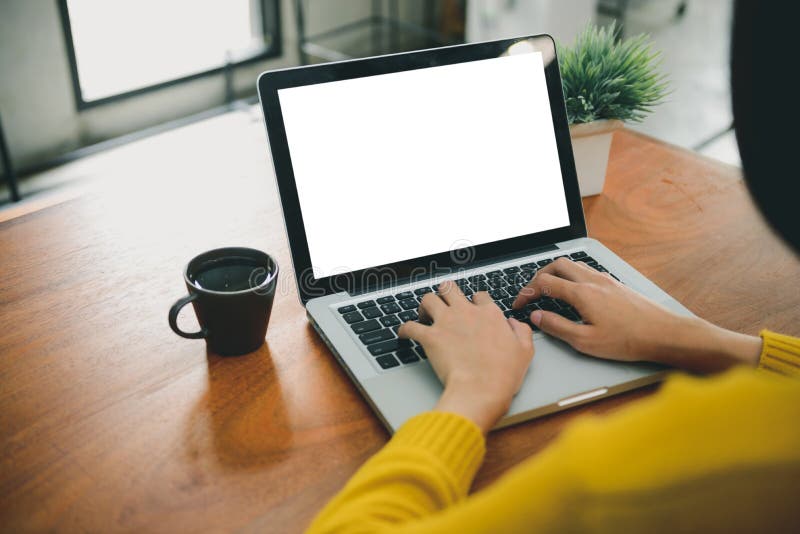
<box><xmin>512</xmin><ymin>258</ymin><xmax>762</xmax><ymax>373</ymax></box>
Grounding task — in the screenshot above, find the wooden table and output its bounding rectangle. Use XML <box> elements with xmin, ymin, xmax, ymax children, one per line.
<box><xmin>2</xmin><ymin>123</ymin><xmax>799</xmax><ymax>533</ymax></box>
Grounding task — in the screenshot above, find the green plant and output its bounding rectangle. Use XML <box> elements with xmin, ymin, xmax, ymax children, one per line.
<box><xmin>558</xmin><ymin>23</ymin><xmax>668</xmax><ymax>124</ymax></box>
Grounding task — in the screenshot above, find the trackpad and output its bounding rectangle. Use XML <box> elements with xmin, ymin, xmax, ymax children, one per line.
<box><xmin>508</xmin><ymin>335</ymin><xmax>664</xmax><ymax>416</ymax></box>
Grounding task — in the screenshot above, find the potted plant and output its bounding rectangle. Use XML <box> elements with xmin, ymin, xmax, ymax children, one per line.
<box><xmin>558</xmin><ymin>23</ymin><xmax>668</xmax><ymax>196</ymax></box>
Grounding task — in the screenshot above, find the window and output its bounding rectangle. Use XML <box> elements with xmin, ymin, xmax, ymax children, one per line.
<box><xmin>58</xmin><ymin>0</ymin><xmax>280</xmax><ymax>108</ymax></box>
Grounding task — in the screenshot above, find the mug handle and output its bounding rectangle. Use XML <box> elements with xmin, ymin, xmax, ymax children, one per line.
<box><xmin>168</xmin><ymin>294</ymin><xmax>207</xmax><ymax>339</ymax></box>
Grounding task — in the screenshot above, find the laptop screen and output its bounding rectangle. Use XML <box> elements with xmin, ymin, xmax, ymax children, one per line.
<box><xmin>277</xmin><ymin>51</ymin><xmax>570</xmax><ymax>277</ymax></box>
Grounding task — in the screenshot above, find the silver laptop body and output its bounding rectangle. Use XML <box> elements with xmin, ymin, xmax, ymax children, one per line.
<box><xmin>257</xmin><ymin>35</ymin><xmax>691</xmax><ymax>432</ymax></box>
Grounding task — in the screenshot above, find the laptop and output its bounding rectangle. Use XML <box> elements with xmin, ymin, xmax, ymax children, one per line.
<box><xmin>257</xmin><ymin>35</ymin><xmax>692</xmax><ymax>432</ymax></box>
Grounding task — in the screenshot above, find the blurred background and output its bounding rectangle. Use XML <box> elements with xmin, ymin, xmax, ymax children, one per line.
<box><xmin>0</xmin><ymin>0</ymin><xmax>737</xmax><ymax>214</ymax></box>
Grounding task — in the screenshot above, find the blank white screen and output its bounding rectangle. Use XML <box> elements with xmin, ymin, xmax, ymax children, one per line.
<box><xmin>278</xmin><ymin>52</ymin><xmax>570</xmax><ymax>276</ymax></box>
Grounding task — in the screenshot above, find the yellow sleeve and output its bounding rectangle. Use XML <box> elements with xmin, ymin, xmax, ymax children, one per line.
<box><xmin>307</xmin><ymin>338</ymin><xmax>800</xmax><ymax>534</ymax></box>
<box><xmin>758</xmin><ymin>329</ymin><xmax>800</xmax><ymax>377</ymax></box>
<box><xmin>306</xmin><ymin>411</ymin><xmax>486</xmax><ymax>533</ymax></box>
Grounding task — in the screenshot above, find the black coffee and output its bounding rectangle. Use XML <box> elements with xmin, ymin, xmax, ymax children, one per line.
<box><xmin>190</xmin><ymin>257</ymin><xmax>271</xmax><ymax>292</ymax></box>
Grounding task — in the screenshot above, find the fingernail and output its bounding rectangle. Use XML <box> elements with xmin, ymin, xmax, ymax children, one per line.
<box><xmin>530</xmin><ymin>310</ymin><xmax>543</xmax><ymax>326</ymax></box>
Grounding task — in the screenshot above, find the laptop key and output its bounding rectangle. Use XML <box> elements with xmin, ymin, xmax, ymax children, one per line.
<box><xmin>539</xmin><ymin>300</ymin><xmax>560</xmax><ymax>312</ymax></box>
<box><xmin>398</xmin><ymin>310</ymin><xmax>419</xmax><ymax>322</ymax></box>
<box><xmin>486</xmin><ymin>270</ymin><xmax>503</xmax><ymax>278</ymax></box>
<box><xmin>537</xmin><ymin>259</ymin><xmax>553</xmax><ymax>267</ymax></box>
<box><xmin>399</xmin><ymin>298</ymin><xmax>418</xmax><ymax>310</ymax></box>
<box><xmin>395</xmin><ymin>291</ymin><xmax>414</xmax><ymax>300</ymax></box>
<box><xmin>342</xmin><ymin>311</ymin><xmax>364</xmax><ymax>324</ymax></box>
<box><xmin>508</xmin><ymin>274</ymin><xmax>525</xmax><ymax>285</ymax></box>
<box><xmin>503</xmin><ymin>266</ymin><xmax>520</xmax><ymax>274</ymax></box>
<box><xmin>338</xmin><ymin>304</ymin><xmax>356</xmax><ymax>314</ymax></box>
<box><xmin>504</xmin><ymin>310</ymin><xmax>514</xmax><ymax>318</ymax></box>
<box><xmin>376</xmin><ymin>295</ymin><xmax>395</xmax><ymax>304</ymax></box>
<box><xmin>524</xmin><ymin>303</ymin><xmax>540</xmax><ymax>314</ymax></box>
<box><xmin>380</xmin><ymin>314</ymin><xmax>401</xmax><ymax>327</ymax></box>
<box><xmin>502</xmin><ymin>297</ymin><xmax>516</xmax><ymax>309</ymax></box>
<box><xmin>489</xmin><ymin>288</ymin><xmax>508</xmax><ymax>300</ymax></box>
<box><xmin>380</xmin><ymin>302</ymin><xmax>402</xmax><ymax>314</ymax></box>
<box><xmin>467</xmin><ymin>274</ymin><xmax>486</xmax><ymax>284</ymax></box>
<box><xmin>487</xmin><ymin>278</ymin><xmax>505</xmax><ymax>289</ymax></box>
<box><xmin>511</xmin><ymin>309</ymin><xmax>528</xmax><ymax>321</ymax></box>
<box><xmin>367</xmin><ymin>338</ymin><xmax>413</xmax><ymax>356</ymax></box>
<box><xmin>414</xmin><ymin>287</ymin><xmax>433</xmax><ymax>296</ymax></box>
<box><xmin>396</xmin><ymin>348</ymin><xmax>420</xmax><ymax>364</ymax></box>
<box><xmin>520</xmin><ymin>262</ymin><xmax>538</xmax><ymax>270</ymax></box>
<box><xmin>357</xmin><ymin>300</ymin><xmax>376</xmax><ymax>309</ymax></box>
<box><xmin>362</xmin><ymin>307</ymin><xmax>383</xmax><ymax>319</ymax></box>
<box><xmin>359</xmin><ymin>328</ymin><xmax>394</xmax><ymax>345</ymax></box>
<box><xmin>415</xmin><ymin>346</ymin><xmax>427</xmax><ymax>359</ymax></box>
<box><xmin>493</xmin><ymin>300</ymin><xmax>507</xmax><ymax>310</ymax></box>
<box><xmin>570</xmin><ymin>251</ymin><xmax>588</xmax><ymax>259</ymax></box>
<box><xmin>375</xmin><ymin>354</ymin><xmax>400</xmax><ymax>369</ymax></box>
<box><xmin>351</xmin><ymin>319</ymin><xmax>381</xmax><ymax>334</ymax></box>
<box><xmin>474</xmin><ymin>281</ymin><xmax>490</xmax><ymax>291</ymax></box>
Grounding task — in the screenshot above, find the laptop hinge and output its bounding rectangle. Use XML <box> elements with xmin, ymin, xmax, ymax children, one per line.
<box><xmin>349</xmin><ymin>243</ymin><xmax>559</xmax><ymax>297</ymax></box>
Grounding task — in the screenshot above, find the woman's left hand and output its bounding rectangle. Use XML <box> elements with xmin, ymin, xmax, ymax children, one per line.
<box><xmin>398</xmin><ymin>280</ymin><xmax>535</xmax><ymax>433</ymax></box>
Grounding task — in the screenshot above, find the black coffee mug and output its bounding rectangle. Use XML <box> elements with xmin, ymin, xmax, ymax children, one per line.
<box><xmin>169</xmin><ymin>247</ymin><xmax>279</xmax><ymax>356</ymax></box>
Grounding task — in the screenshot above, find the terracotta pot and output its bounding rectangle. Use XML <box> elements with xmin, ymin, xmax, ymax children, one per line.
<box><xmin>568</xmin><ymin>119</ymin><xmax>624</xmax><ymax>196</ymax></box>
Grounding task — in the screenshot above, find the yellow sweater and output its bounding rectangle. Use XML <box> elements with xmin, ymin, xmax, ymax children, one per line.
<box><xmin>307</xmin><ymin>330</ymin><xmax>800</xmax><ymax>533</ymax></box>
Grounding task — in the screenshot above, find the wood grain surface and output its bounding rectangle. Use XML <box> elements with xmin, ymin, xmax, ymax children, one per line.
<box><xmin>1</xmin><ymin>126</ymin><xmax>798</xmax><ymax>533</ymax></box>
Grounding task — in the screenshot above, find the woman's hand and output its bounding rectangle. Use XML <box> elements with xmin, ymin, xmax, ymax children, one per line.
<box><xmin>513</xmin><ymin>258</ymin><xmax>762</xmax><ymax>373</ymax></box>
<box><xmin>398</xmin><ymin>280</ymin><xmax>534</xmax><ymax>434</ymax></box>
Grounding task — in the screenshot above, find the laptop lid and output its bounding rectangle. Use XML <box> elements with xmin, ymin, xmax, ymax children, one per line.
<box><xmin>258</xmin><ymin>35</ymin><xmax>586</xmax><ymax>304</ymax></box>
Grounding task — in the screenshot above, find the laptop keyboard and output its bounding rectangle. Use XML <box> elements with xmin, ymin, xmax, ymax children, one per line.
<box><xmin>336</xmin><ymin>251</ymin><xmax>619</xmax><ymax>371</ymax></box>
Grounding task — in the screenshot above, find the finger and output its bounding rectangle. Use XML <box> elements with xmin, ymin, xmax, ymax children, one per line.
<box><xmin>538</xmin><ymin>257</ymin><xmax>599</xmax><ymax>283</ymax></box>
<box><xmin>513</xmin><ymin>285</ymin><xmax>537</xmax><ymax>309</ymax></box>
<box><xmin>471</xmin><ymin>291</ymin><xmax>494</xmax><ymax>306</ymax></box>
<box><xmin>530</xmin><ymin>272</ymin><xmax>579</xmax><ymax>302</ymax></box>
<box><xmin>508</xmin><ymin>318</ymin><xmax>533</xmax><ymax>349</ymax></box>
<box><xmin>513</xmin><ymin>272</ymin><xmax>579</xmax><ymax>309</ymax></box>
<box><xmin>529</xmin><ymin>309</ymin><xmax>587</xmax><ymax>346</ymax></box>
<box><xmin>508</xmin><ymin>319</ymin><xmax>534</xmax><ymax>391</ymax></box>
<box><xmin>419</xmin><ymin>292</ymin><xmax>447</xmax><ymax>322</ymax></box>
<box><xmin>436</xmin><ymin>280</ymin><xmax>468</xmax><ymax>307</ymax></box>
<box><xmin>398</xmin><ymin>320</ymin><xmax>432</xmax><ymax>343</ymax></box>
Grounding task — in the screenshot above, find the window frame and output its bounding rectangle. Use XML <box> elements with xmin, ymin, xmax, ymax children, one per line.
<box><xmin>57</xmin><ymin>0</ymin><xmax>282</xmax><ymax>110</ymax></box>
